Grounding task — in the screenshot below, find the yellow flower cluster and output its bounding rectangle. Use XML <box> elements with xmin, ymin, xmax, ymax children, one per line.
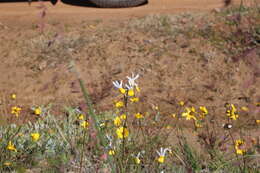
<box><xmin>181</xmin><ymin>106</ymin><xmax>208</xmax><ymax>128</ymax></box>
<box><xmin>113</xmin><ymin>114</ymin><xmax>127</xmax><ymax>126</ymax></box>
<box><xmin>226</xmin><ymin>104</ymin><xmax>239</xmax><ymax>120</ymax></box>
<box><xmin>181</xmin><ymin>107</ymin><xmax>196</xmax><ymax>120</ymax></box>
<box><xmin>116</xmin><ymin>127</ymin><xmax>129</xmax><ymax>139</ymax></box>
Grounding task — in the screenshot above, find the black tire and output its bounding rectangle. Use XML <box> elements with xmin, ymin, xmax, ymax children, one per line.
<box><xmin>89</xmin><ymin>0</ymin><xmax>148</xmax><ymax>8</ymax></box>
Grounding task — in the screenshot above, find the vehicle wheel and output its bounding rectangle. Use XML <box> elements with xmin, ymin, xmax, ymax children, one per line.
<box><xmin>89</xmin><ymin>0</ymin><xmax>148</xmax><ymax>8</ymax></box>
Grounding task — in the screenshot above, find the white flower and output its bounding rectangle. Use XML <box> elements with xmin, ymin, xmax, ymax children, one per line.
<box><xmin>112</xmin><ymin>73</ymin><xmax>140</xmax><ymax>91</ymax></box>
<box><xmin>156</xmin><ymin>147</ymin><xmax>171</xmax><ymax>157</ymax></box>
<box><xmin>126</xmin><ymin>73</ymin><xmax>139</xmax><ymax>89</ymax></box>
<box><xmin>75</xmin><ymin>107</ymin><xmax>83</xmax><ymax>114</ymax></box>
<box><xmin>136</xmin><ymin>152</ymin><xmax>141</xmax><ymax>158</ymax></box>
<box><xmin>112</xmin><ymin>80</ymin><xmax>123</xmax><ymax>89</ymax></box>
<box><xmin>106</xmin><ymin>134</ymin><xmax>113</xmax><ymax>147</ymax></box>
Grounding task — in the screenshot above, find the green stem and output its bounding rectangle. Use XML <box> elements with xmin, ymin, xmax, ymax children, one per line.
<box><xmin>70</xmin><ymin>61</ymin><xmax>115</xmax><ymax>173</ymax></box>
<box><xmin>79</xmin><ymin>129</ymin><xmax>87</xmax><ymax>173</ymax></box>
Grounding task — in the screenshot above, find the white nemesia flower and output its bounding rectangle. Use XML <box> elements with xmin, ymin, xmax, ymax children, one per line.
<box><xmin>112</xmin><ymin>80</ymin><xmax>123</xmax><ymax>89</ymax></box>
<box><xmin>112</xmin><ymin>73</ymin><xmax>140</xmax><ymax>92</ymax></box>
<box><xmin>106</xmin><ymin>134</ymin><xmax>113</xmax><ymax>147</ymax></box>
<box><xmin>126</xmin><ymin>73</ymin><xmax>139</xmax><ymax>89</ymax></box>
<box><xmin>156</xmin><ymin>147</ymin><xmax>171</xmax><ymax>157</ymax></box>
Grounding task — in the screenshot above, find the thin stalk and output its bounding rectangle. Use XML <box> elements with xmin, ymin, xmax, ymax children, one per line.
<box><xmin>79</xmin><ymin>129</ymin><xmax>87</xmax><ymax>173</ymax></box>
<box><xmin>70</xmin><ymin>61</ymin><xmax>105</xmax><ymax>147</ymax></box>
<box><xmin>70</xmin><ymin>61</ymin><xmax>115</xmax><ymax>173</ymax></box>
<box><xmin>121</xmin><ymin>93</ymin><xmax>129</xmax><ymax>172</ymax></box>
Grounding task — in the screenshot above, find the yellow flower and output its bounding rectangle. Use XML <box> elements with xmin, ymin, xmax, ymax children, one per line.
<box><xmin>157</xmin><ymin>156</ymin><xmax>165</xmax><ymax>163</ymax></box>
<box><xmin>108</xmin><ymin>150</ymin><xmax>115</xmax><ymax>155</ymax></box>
<box><xmin>120</xmin><ymin>114</ymin><xmax>126</xmax><ymax>120</ymax></box>
<box><xmin>119</xmin><ymin>88</ymin><xmax>126</xmax><ymax>94</ymax></box>
<box><xmin>34</xmin><ymin>107</ymin><xmax>41</xmax><ymax>115</ymax></box>
<box><xmin>11</xmin><ymin>94</ymin><xmax>16</xmax><ymax>100</ymax></box>
<box><xmin>78</xmin><ymin>114</ymin><xmax>84</xmax><ymax>120</ymax></box>
<box><xmin>199</xmin><ymin>106</ymin><xmax>208</xmax><ymax>118</ymax></box>
<box><xmin>190</xmin><ymin>107</ymin><xmax>196</xmax><ymax>112</ymax></box>
<box><xmin>135</xmin><ymin>157</ymin><xmax>141</xmax><ymax>164</ymax></box>
<box><xmin>226</xmin><ymin>104</ymin><xmax>239</xmax><ymax>120</ymax></box>
<box><xmin>235</xmin><ymin>139</ymin><xmax>246</xmax><ymax>155</ymax></box>
<box><xmin>200</xmin><ymin>106</ymin><xmax>208</xmax><ymax>114</ymax></box>
<box><xmin>128</xmin><ymin>89</ymin><xmax>134</xmax><ymax>97</ymax></box>
<box><xmin>135</xmin><ymin>113</ymin><xmax>143</xmax><ymax>119</ymax></box>
<box><xmin>81</xmin><ymin>121</ymin><xmax>89</xmax><ymax>128</ymax></box>
<box><xmin>235</xmin><ymin>139</ymin><xmax>244</xmax><ymax>146</ymax></box>
<box><xmin>115</xmin><ymin>101</ymin><xmax>124</xmax><ymax>108</ymax></box>
<box><xmin>31</xmin><ymin>133</ymin><xmax>40</xmax><ymax>142</ymax></box>
<box><xmin>11</xmin><ymin>106</ymin><xmax>21</xmax><ymax>117</ymax></box>
<box><xmin>7</xmin><ymin>141</ymin><xmax>17</xmax><ymax>152</ymax></box>
<box><xmin>179</xmin><ymin>101</ymin><xmax>185</xmax><ymax>106</ymax></box>
<box><xmin>113</xmin><ymin>116</ymin><xmax>121</xmax><ymax>126</ymax></box>
<box><xmin>130</xmin><ymin>97</ymin><xmax>139</xmax><ymax>103</ymax></box>
<box><xmin>182</xmin><ymin>107</ymin><xmax>196</xmax><ymax>120</ymax></box>
<box><xmin>116</xmin><ymin>127</ymin><xmax>129</xmax><ymax>139</ymax></box>
<box><xmin>4</xmin><ymin>162</ymin><xmax>11</xmax><ymax>166</ymax></box>
<box><xmin>156</xmin><ymin>147</ymin><xmax>171</xmax><ymax>164</ymax></box>
<box><xmin>241</xmin><ymin>106</ymin><xmax>249</xmax><ymax>112</ymax></box>
<box><xmin>236</xmin><ymin>149</ymin><xmax>245</xmax><ymax>155</ymax></box>
<box><xmin>136</xmin><ymin>86</ymin><xmax>140</xmax><ymax>92</ymax></box>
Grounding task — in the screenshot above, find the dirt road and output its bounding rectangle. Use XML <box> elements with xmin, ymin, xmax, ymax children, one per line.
<box><xmin>0</xmin><ymin>0</ymin><xmax>254</xmax><ymax>23</ymax></box>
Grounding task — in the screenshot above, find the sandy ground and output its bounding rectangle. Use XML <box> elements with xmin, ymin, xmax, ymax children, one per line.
<box><xmin>0</xmin><ymin>0</ymin><xmax>259</xmax><ymax>122</ymax></box>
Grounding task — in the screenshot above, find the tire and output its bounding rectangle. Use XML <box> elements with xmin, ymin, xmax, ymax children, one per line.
<box><xmin>89</xmin><ymin>0</ymin><xmax>148</xmax><ymax>8</ymax></box>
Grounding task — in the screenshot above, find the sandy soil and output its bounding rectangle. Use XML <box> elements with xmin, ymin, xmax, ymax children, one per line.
<box><xmin>0</xmin><ymin>0</ymin><xmax>259</xmax><ymax>122</ymax></box>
